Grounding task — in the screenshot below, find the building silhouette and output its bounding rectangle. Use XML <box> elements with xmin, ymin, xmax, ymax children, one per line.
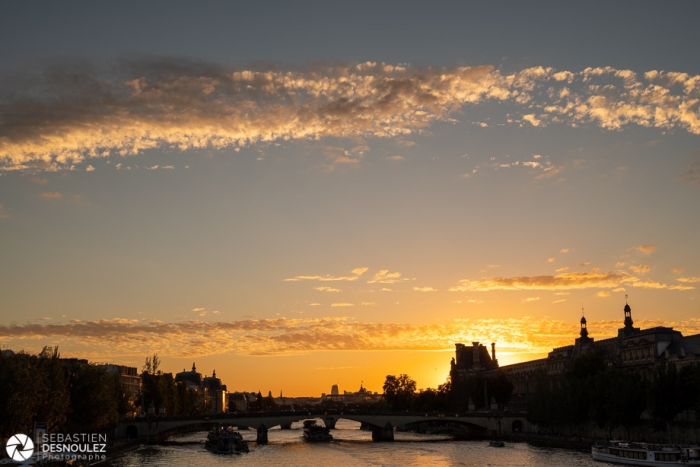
<box><xmin>452</xmin><ymin>300</ymin><xmax>700</xmax><ymax>408</ymax></box>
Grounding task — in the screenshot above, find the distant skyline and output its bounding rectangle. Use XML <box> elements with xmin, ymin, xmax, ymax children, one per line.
<box><xmin>1</xmin><ymin>1</ymin><xmax>699</xmax><ymax>395</ymax></box>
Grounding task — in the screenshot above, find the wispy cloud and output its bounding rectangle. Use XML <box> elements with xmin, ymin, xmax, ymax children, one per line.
<box><xmin>284</xmin><ymin>268</ymin><xmax>367</xmax><ymax>282</ymax></box>
<box><xmin>2</xmin><ymin>60</ymin><xmax>699</xmax><ymax>171</ymax></box>
<box><xmin>39</xmin><ymin>191</ymin><xmax>62</xmax><ymax>199</ymax></box>
<box><xmin>629</xmin><ymin>264</ymin><xmax>650</xmax><ymax>274</ymax></box>
<box><xmin>314</xmin><ymin>286</ymin><xmax>340</xmax><ymax>293</ymax></box>
<box><xmin>449</xmin><ymin>270</ymin><xmax>695</xmax><ymax>292</ymax></box>
<box><xmin>677</xmin><ymin>277</ymin><xmax>700</xmax><ymax>283</ymax></box>
<box><xmin>679</xmin><ymin>160</ymin><xmax>700</xmax><ymax>185</ymax></box>
<box><xmin>635</xmin><ymin>244</ymin><xmax>656</xmax><ymax>254</ymax></box>
<box><xmin>413</xmin><ymin>286</ymin><xmax>438</xmax><ymax>292</ymax></box>
<box><xmin>367</xmin><ymin>270</ymin><xmax>411</xmax><ymax>284</ymax></box>
<box><xmin>3</xmin><ymin>316</ymin><xmax>699</xmax><ymax>359</ymax></box>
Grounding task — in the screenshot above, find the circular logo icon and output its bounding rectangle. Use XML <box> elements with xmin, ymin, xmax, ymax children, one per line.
<box><xmin>6</xmin><ymin>433</ymin><xmax>34</xmax><ymax>462</ymax></box>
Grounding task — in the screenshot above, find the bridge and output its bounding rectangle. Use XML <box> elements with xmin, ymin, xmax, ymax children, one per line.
<box><xmin>115</xmin><ymin>410</ymin><xmax>530</xmax><ymax>444</ymax></box>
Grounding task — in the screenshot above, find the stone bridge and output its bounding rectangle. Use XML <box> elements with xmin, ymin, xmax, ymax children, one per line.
<box><xmin>115</xmin><ymin>411</ymin><xmax>530</xmax><ymax>444</ymax></box>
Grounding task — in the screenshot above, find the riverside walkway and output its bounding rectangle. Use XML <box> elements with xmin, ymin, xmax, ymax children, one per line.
<box><xmin>115</xmin><ymin>410</ymin><xmax>529</xmax><ymax>443</ymax></box>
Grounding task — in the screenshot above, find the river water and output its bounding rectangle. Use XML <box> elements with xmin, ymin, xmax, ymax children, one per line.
<box><xmin>108</xmin><ymin>419</ymin><xmax>601</xmax><ymax>467</ymax></box>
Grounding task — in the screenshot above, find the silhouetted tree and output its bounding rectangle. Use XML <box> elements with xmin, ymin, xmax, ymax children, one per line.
<box><xmin>648</xmin><ymin>361</ymin><xmax>683</xmax><ymax>440</ymax></box>
<box><xmin>383</xmin><ymin>374</ymin><xmax>417</xmax><ymax>411</ymax></box>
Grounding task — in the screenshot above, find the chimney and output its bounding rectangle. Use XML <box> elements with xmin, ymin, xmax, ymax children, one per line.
<box><xmin>472</xmin><ymin>342</ymin><xmax>480</xmax><ymax>368</ymax></box>
<box><xmin>491</xmin><ymin>343</ymin><xmax>496</xmax><ymax>362</ymax></box>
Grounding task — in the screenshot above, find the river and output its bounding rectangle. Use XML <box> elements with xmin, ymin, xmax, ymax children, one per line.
<box><xmin>108</xmin><ymin>419</ymin><xmax>601</xmax><ymax>467</ymax></box>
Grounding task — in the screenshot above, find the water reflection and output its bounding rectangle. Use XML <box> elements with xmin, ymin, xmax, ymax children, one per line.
<box><xmin>109</xmin><ymin>419</ymin><xmax>599</xmax><ymax>467</ymax></box>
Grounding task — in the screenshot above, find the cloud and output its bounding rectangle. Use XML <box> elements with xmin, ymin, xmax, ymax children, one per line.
<box><xmin>314</xmin><ymin>286</ymin><xmax>340</xmax><ymax>293</ymax></box>
<box><xmin>560</xmin><ymin>248</ymin><xmax>570</xmax><ymax>253</ymax></box>
<box><xmin>547</xmin><ymin>257</ymin><xmax>555</xmax><ymax>263</ymax></box>
<box><xmin>387</xmin><ymin>155</ymin><xmax>404</xmax><ymax>161</ymax></box>
<box><xmin>635</xmin><ymin>244</ymin><xmax>656</xmax><ymax>254</ymax></box>
<box><xmin>449</xmin><ymin>271</ymin><xmax>637</xmax><ymax>292</ymax></box>
<box><xmin>39</xmin><ymin>192</ymin><xmax>62</xmax><ymax>199</ymax></box>
<box><xmin>330</xmin><ymin>302</ymin><xmax>354</xmax><ymax>307</ymax></box>
<box><xmin>284</xmin><ymin>268</ymin><xmax>367</xmax><ymax>282</ymax></box>
<box><xmin>413</xmin><ymin>286</ymin><xmax>438</xmax><ymax>292</ymax></box>
<box><xmin>360</xmin><ymin>302</ymin><xmax>376</xmax><ymax>306</ymax></box>
<box><xmin>679</xmin><ymin>161</ymin><xmax>700</xmax><ymax>185</ymax></box>
<box><xmin>597</xmin><ymin>291</ymin><xmax>610</xmax><ymax>297</ymax></box>
<box><xmin>555</xmin><ymin>267</ymin><xmax>569</xmax><ymax>273</ymax></box>
<box><xmin>3</xmin><ymin>60</ymin><xmax>700</xmax><ymax>171</ymax></box>
<box><xmin>522</xmin><ymin>297</ymin><xmax>540</xmax><ymax>303</ymax></box>
<box><xmin>629</xmin><ymin>264</ymin><xmax>650</xmax><ymax>274</ymax></box>
<box><xmin>672</xmin><ymin>268</ymin><xmax>686</xmax><ymax>274</ymax></box>
<box><xmin>351</xmin><ymin>267</ymin><xmax>369</xmax><ymax>276</ymax></box>
<box><xmin>522</xmin><ymin>114</ymin><xmax>542</xmax><ymax>127</ymax></box>
<box><xmin>28</xmin><ymin>176</ymin><xmax>48</xmax><ymax>184</ymax></box>
<box><xmin>5</xmin><ymin>315</ymin><xmax>699</xmax><ymax>359</ymax></box>
<box><xmin>677</xmin><ymin>277</ymin><xmax>700</xmax><ymax>283</ymax></box>
<box><xmin>85</xmin><ymin>165</ymin><xmax>95</xmax><ymax>171</ymax></box>
<box><xmin>367</xmin><ymin>270</ymin><xmax>411</xmax><ymax>284</ymax></box>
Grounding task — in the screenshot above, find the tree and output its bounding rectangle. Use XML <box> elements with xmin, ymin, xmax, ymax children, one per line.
<box><xmin>65</xmin><ymin>363</ymin><xmax>121</xmax><ymax>431</ymax></box>
<box><xmin>383</xmin><ymin>374</ymin><xmax>417</xmax><ymax>411</ymax></box>
<box><xmin>591</xmin><ymin>368</ymin><xmax>646</xmax><ymax>438</ymax></box>
<box><xmin>648</xmin><ymin>361</ymin><xmax>683</xmax><ymax>440</ymax></box>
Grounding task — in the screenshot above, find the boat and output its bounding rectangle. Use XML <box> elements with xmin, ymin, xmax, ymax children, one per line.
<box><xmin>489</xmin><ymin>440</ymin><xmax>505</xmax><ymax>447</ymax></box>
<box><xmin>205</xmin><ymin>426</ymin><xmax>249</xmax><ymax>454</ymax></box>
<box><xmin>302</xmin><ymin>419</ymin><xmax>333</xmax><ymax>442</ymax></box>
<box><xmin>591</xmin><ymin>440</ymin><xmax>700</xmax><ymax>466</ymax></box>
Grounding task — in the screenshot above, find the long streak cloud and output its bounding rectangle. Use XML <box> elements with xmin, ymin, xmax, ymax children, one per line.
<box><xmin>2</xmin><ymin>316</ymin><xmax>699</xmax><ymax>359</ymax></box>
<box><xmin>1</xmin><ymin>59</ymin><xmax>699</xmax><ymax>171</ymax></box>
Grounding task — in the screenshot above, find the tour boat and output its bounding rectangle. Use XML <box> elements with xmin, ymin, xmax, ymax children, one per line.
<box><xmin>205</xmin><ymin>426</ymin><xmax>249</xmax><ymax>454</ymax></box>
<box><xmin>592</xmin><ymin>440</ymin><xmax>700</xmax><ymax>466</ymax></box>
<box><xmin>303</xmin><ymin>419</ymin><xmax>333</xmax><ymax>442</ymax></box>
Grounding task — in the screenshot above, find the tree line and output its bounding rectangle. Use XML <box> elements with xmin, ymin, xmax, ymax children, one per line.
<box><xmin>0</xmin><ymin>349</ymin><xmax>206</xmax><ymax>439</ymax></box>
<box><xmin>526</xmin><ymin>352</ymin><xmax>700</xmax><ymax>439</ymax></box>
<box><xmin>381</xmin><ymin>371</ymin><xmax>514</xmax><ymax>413</ymax></box>
<box><xmin>0</xmin><ymin>347</ymin><xmax>130</xmax><ymax>438</ymax></box>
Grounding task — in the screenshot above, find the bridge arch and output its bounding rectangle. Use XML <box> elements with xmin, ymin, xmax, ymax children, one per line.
<box><xmin>512</xmin><ymin>419</ymin><xmax>523</xmax><ymax>433</ymax></box>
<box><xmin>125</xmin><ymin>425</ymin><xmax>138</xmax><ymax>439</ymax></box>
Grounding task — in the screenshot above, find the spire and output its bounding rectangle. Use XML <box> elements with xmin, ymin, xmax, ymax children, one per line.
<box><xmin>212</xmin><ymin>369</ymin><xmax>216</xmax><ymax>378</ymax></box>
<box><xmin>192</xmin><ymin>362</ymin><xmax>196</xmax><ymax>372</ymax></box>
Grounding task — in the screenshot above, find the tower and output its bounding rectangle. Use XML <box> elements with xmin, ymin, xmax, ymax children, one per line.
<box><xmin>580</xmin><ymin>314</ymin><xmax>589</xmax><ymax>339</ymax></box>
<box><xmin>623</xmin><ymin>295</ymin><xmax>634</xmax><ymax>329</ymax></box>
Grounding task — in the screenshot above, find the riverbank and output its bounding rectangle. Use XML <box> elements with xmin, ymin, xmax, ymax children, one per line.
<box><xmin>509</xmin><ymin>432</ymin><xmax>597</xmax><ymax>452</ymax></box>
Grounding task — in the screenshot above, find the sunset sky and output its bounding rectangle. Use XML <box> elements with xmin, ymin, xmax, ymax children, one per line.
<box><xmin>1</xmin><ymin>1</ymin><xmax>699</xmax><ymax>396</ymax></box>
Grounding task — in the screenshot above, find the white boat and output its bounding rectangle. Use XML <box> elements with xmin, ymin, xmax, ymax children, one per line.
<box><xmin>592</xmin><ymin>440</ymin><xmax>700</xmax><ymax>466</ymax></box>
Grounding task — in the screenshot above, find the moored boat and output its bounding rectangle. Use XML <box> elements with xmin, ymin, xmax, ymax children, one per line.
<box><xmin>205</xmin><ymin>426</ymin><xmax>249</xmax><ymax>454</ymax></box>
<box><xmin>303</xmin><ymin>419</ymin><xmax>333</xmax><ymax>442</ymax></box>
<box><xmin>592</xmin><ymin>440</ymin><xmax>700</xmax><ymax>466</ymax></box>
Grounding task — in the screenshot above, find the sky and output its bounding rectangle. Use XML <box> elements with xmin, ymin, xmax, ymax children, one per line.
<box><xmin>1</xmin><ymin>1</ymin><xmax>699</xmax><ymax>396</ymax></box>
